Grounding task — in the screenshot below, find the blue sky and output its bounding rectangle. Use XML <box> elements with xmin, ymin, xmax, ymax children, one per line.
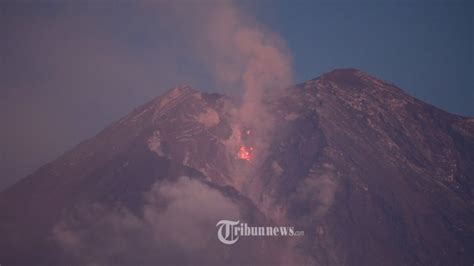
<box><xmin>257</xmin><ymin>0</ymin><xmax>473</xmax><ymax>115</ymax></box>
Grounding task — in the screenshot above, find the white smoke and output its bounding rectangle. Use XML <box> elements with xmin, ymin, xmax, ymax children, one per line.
<box><xmin>158</xmin><ymin>0</ymin><xmax>292</xmax><ymax>144</ymax></box>
<box><xmin>52</xmin><ymin>176</ymin><xmax>302</xmax><ymax>265</ymax></box>
<box><xmin>53</xmin><ymin>176</ymin><xmax>242</xmax><ymax>265</ymax></box>
<box><xmin>205</xmin><ymin>1</ymin><xmax>293</xmax><ymax>140</ymax></box>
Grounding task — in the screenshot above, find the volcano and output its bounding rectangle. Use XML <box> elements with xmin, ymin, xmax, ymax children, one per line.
<box><xmin>0</xmin><ymin>69</ymin><xmax>473</xmax><ymax>265</ymax></box>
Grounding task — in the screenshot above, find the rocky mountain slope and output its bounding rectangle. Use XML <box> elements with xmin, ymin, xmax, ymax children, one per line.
<box><xmin>0</xmin><ymin>69</ymin><xmax>473</xmax><ymax>265</ymax></box>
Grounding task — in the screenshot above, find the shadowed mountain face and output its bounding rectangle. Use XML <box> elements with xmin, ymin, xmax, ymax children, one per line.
<box><xmin>0</xmin><ymin>69</ymin><xmax>473</xmax><ymax>266</ymax></box>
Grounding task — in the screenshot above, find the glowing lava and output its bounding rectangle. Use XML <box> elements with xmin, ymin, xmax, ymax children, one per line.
<box><xmin>237</xmin><ymin>146</ymin><xmax>253</xmax><ymax>161</ymax></box>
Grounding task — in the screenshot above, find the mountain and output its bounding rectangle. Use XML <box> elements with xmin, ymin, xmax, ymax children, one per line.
<box><xmin>0</xmin><ymin>69</ymin><xmax>473</xmax><ymax>265</ymax></box>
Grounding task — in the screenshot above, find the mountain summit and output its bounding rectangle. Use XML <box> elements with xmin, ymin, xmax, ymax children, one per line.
<box><xmin>1</xmin><ymin>69</ymin><xmax>473</xmax><ymax>265</ymax></box>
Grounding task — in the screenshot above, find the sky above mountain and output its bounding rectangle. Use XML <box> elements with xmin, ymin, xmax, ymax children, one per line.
<box><xmin>0</xmin><ymin>0</ymin><xmax>472</xmax><ymax>190</ymax></box>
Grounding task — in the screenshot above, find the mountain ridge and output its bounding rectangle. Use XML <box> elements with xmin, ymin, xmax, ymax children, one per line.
<box><xmin>1</xmin><ymin>68</ymin><xmax>473</xmax><ymax>265</ymax></box>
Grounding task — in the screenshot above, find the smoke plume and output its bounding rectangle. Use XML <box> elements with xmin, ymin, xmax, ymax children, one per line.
<box><xmin>53</xmin><ymin>177</ymin><xmax>242</xmax><ymax>265</ymax></box>
<box><xmin>52</xmin><ymin>176</ymin><xmax>300</xmax><ymax>265</ymax></box>
<box><xmin>165</xmin><ymin>0</ymin><xmax>293</xmax><ymax>128</ymax></box>
<box><xmin>171</xmin><ymin>0</ymin><xmax>294</xmax><ymax>195</ymax></box>
<box><xmin>203</xmin><ymin>1</ymin><xmax>293</xmax><ymax>141</ymax></box>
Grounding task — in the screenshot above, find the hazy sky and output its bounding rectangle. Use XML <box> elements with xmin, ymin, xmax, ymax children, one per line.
<box><xmin>1</xmin><ymin>0</ymin><xmax>472</xmax><ymax>190</ymax></box>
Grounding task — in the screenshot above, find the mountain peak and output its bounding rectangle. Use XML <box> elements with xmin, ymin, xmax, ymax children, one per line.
<box><xmin>324</xmin><ymin>68</ymin><xmax>362</xmax><ymax>76</ymax></box>
<box><xmin>316</xmin><ymin>68</ymin><xmax>390</xmax><ymax>89</ymax></box>
<box><xmin>1</xmin><ymin>70</ymin><xmax>473</xmax><ymax>265</ymax></box>
<box><xmin>152</xmin><ymin>85</ymin><xmax>200</xmax><ymax>106</ymax></box>
<box><xmin>163</xmin><ymin>85</ymin><xmax>197</xmax><ymax>96</ymax></box>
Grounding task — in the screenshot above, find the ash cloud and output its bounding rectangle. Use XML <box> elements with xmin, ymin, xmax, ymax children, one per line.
<box><xmin>1</xmin><ymin>0</ymin><xmax>292</xmax><ymax>191</ymax></box>
<box><xmin>150</xmin><ymin>0</ymin><xmax>293</xmax><ymax>136</ymax></box>
<box><xmin>53</xmin><ymin>176</ymin><xmax>242</xmax><ymax>265</ymax></box>
<box><xmin>164</xmin><ymin>0</ymin><xmax>294</xmax><ymax>197</ymax></box>
<box><xmin>290</xmin><ymin>163</ymin><xmax>339</xmax><ymax>220</ymax></box>
<box><xmin>201</xmin><ymin>0</ymin><xmax>293</xmax><ymax>147</ymax></box>
<box><xmin>52</xmin><ymin>176</ymin><xmax>302</xmax><ymax>265</ymax></box>
<box><xmin>200</xmin><ymin>1</ymin><xmax>293</xmax><ymax>122</ymax></box>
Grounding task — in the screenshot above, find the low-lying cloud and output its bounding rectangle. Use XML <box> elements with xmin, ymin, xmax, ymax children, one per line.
<box><xmin>53</xmin><ymin>176</ymin><xmax>242</xmax><ymax>265</ymax></box>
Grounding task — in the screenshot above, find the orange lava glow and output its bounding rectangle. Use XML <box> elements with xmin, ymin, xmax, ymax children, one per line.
<box><xmin>237</xmin><ymin>146</ymin><xmax>253</xmax><ymax>161</ymax></box>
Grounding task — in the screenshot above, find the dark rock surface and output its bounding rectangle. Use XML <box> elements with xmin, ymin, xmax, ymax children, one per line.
<box><xmin>0</xmin><ymin>69</ymin><xmax>472</xmax><ymax>265</ymax></box>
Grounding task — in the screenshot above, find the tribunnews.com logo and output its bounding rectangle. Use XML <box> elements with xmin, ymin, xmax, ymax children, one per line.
<box><xmin>216</xmin><ymin>220</ymin><xmax>304</xmax><ymax>245</ymax></box>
